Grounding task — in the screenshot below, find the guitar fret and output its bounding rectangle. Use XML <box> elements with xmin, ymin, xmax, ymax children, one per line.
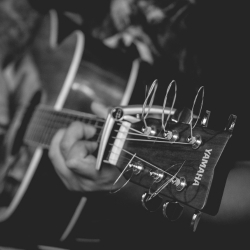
<box><xmin>24</xmin><ymin>105</ymin><xmax>105</xmax><ymax>148</ymax></box>
<box><xmin>30</xmin><ymin>108</ymin><xmax>47</xmax><ymax>144</ymax></box>
<box><xmin>43</xmin><ymin>110</ymin><xmax>54</xmax><ymax>146</ymax></box>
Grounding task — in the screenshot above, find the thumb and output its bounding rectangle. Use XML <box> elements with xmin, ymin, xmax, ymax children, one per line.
<box><xmin>66</xmin><ymin>154</ymin><xmax>98</xmax><ymax>179</ymax></box>
<box><xmin>91</xmin><ymin>102</ymin><xmax>109</xmax><ymax>119</ymax></box>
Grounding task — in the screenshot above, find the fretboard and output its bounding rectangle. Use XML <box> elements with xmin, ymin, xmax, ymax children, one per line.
<box><xmin>24</xmin><ymin>105</ymin><xmax>105</xmax><ymax>149</ymax></box>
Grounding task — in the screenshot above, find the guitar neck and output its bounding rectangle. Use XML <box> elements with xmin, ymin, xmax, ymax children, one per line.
<box><xmin>24</xmin><ymin>105</ymin><xmax>105</xmax><ymax>149</ymax></box>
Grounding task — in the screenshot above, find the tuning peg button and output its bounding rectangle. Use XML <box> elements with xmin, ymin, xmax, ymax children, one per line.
<box><xmin>225</xmin><ymin>114</ymin><xmax>237</xmax><ymax>133</ymax></box>
<box><xmin>175</xmin><ymin>177</ymin><xmax>187</xmax><ymax>192</ymax></box>
<box><xmin>163</xmin><ymin>130</ymin><xmax>179</xmax><ymax>142</ymax></box>
<box><xmin>142</xmin><ymin>126</ymin><xmax>157</xmax><ymax>136</ymax></box>
<box><xmin>190</xmin><ymin>211</ymin><xmax>202</xmax><ymax>232</ymax></box>
<box><xmin>141</xmin><ymin>192</ymin><xmax>163</xmax><ymax>212</ymax></box>
<box><xmin>187</xmin><ymin>134</ymin><xmax>202</xmax><ymax>149</ymax></box>
<box><xmin>162</xmin><ymin>201</ymin><xmax>183</xmax><ymax>221</ymax></box>
<box><xmin>149</xmin><ymin>170</ymin><xmax>164</xmax><ymax>182</ymax></box>
<box><xmin>201</xmin><ymin>110</ymin><xmax>211</xmax><ymax>127</ymax></box>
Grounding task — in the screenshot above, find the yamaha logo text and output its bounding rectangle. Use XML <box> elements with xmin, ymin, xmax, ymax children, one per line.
<box><xmin>193</xmin><ymin>149</ymin><xmax>212</xmax><ymax>186</ymax></box>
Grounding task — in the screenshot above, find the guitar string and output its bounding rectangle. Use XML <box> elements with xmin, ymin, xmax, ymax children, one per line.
<box><xmin>141</xmin><ymin>80</ymin><xmax>158</xmax><ymax>129</ymax></box>
<box><xmin>116</xmin><ymin>122</ymin><xmax>143</xmax><ymax>135</ymax></box>
<box><xmin>33</xmin><ymin>101</ymin><xmax>202</xmax><ymax>139</ymax></box>
<box><xmin>114</xmin><ymin>122</ymin><xmax>188</xmax><ymax>145</ymax></box>
<box><xmin>107</xmin><ymin>143</ymin><xmax>181</xmax><ymax>179</ymax></box>
<box><xmin>107</xmin><ymin>152</ymin><xmax>174</xmax><ymax>193</ymax></box>
<box><xmin>38</xmin><ymin>107</ymin><xmax>104</xmax><ymax>129</ymax></box>
<box><xmin>34</xmin><ymin>112</ymin><xmax>105</xmax><ymax>129</ymax></box>
<box><xmin>189</xmin><ymin>86</ymin><xmax>204</xmax><ymax>140</ymax></box>
<box><xmin>27</xmin><ymin>108</ymin><xmax>190</xmax><ymax>174</ymax></box>
<box><xmin>105</xmin><ymin>119</ymin><xmax>188</xmax><ymax>182</ymax></box>
<box><xmin>26</xmin><ymin>126</ymin><xmax>180</xmax><ymax>181</ymax></box>
<box><xmin>25</xmin><ymin>113</ymin><xmax>185</xmax><ymax>191</ymax></box>
<box><xmin>109</xmin><ymin>153</ymin><xmax>136</xmax><ymax>194</ymax></box>
<box><xmin>24</xmin><ymin>134</ymin><xmax>183</xmax><ymax>194</ymax></box>
<box><xmin>147</xmin><ymin>161</ymin><xmax>185</xmax><ymax>200</ymax></box>
<box><xmin>27</xmin><ymin>113</ymin><xmax>189</xmax><ymax>150</ymax></box>
<box><xmin>115</xmin><ymin>121</ymin><xmax>196</xmax><ymax>146</ymax></box>
<box><xmin>27</xmin><ymin>124</ymin><xmax>191</xmax><ymax>148</ymax></box>
<box><xmin>37</xmin><ymin>104</ymin><xmax>105</xmax><ymax>120</ymax></box>
<box><xmin>106</xmin><ymin>147</ymin><xmax>184</xmax><ymax>193</ymax></box>
<box><xmin>32</xmin><ymin>108</ymin><xmax>178</xmax><ymax>139</ymax></box>
<box><xmin>113</xmin><ymin>128</ymin><xmax>191</xmax><ymax>145</ymax></box>
<box><xmin>112</xmin><ymin>123</ymin><xmax>192</xmax><ymax>146</ymax></box>
<box><xmin>29</xmin><ymin>122</ymin><xmax>104</xmax><ymax>136</ymax></box>
<box><xmin>27</xmin><ymin>105</ymin><xmax>189</xmax><ymax>178</ymax></box>
<box><xmin>26</xmin><ymin>109</ymin><xmax>104</xmax><ymax>146</ymax></box>
<box><xmin>32</xmin><ymin>104</ymin><xmax>196</xmax><ymax>144</ymax></box>
<box><xmin>28</xmin><ymin>111</ymin><xmax>193</xmax><ymax>147</ymax></box>
<box><xmin>33</xmin><ymin>108</ymin><xmax>104</xmax><ymax>133</ymax></box>
<box><xmin>161</xmin><ymin>80</ymin><xmax>177</xmax><ymax>132</ymax></box>
<box><xmin>24</xmin><ymin>131</ymin><xmax>183</xmax><ymax>184</ymax></box>
<box><xmin>32</xmin><ymin>112</ymin><xmax>104</xmax><ymax>130</ymax></box>
<box><xmin>112</xmin><ymin>136</ymin><xmax>190</xmax><ymax>146</ymax></box>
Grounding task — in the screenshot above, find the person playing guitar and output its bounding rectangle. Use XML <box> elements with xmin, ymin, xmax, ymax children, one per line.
<box><xmin>1</xmin><ymin>1</ymin><xmax>250</xmax><ymax>250</ymax></box>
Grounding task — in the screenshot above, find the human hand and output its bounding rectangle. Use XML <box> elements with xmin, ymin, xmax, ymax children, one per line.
<box><xmin>49</xmin><ymin>121</ymin><xmax>125</xmax><ymax>193</ymax></box>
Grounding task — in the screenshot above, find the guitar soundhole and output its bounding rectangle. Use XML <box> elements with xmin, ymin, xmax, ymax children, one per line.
<box><xmin>0</xmin><ymin>176</ymin><xmax>20</xmax><ymax>207</ymax></box>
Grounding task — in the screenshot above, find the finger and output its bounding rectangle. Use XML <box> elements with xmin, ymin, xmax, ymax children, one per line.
<box><xmin>49</xmin><ymin>129</ymin><xmax>95</xmax><ymax>191</ymax></box>
<box><xmin>90</xmin><ymin>102</ymin><xmax>109</xmax><ymax>118</ymax></box>
<box><xmin>60</xmin><ymin>121</ymin><xmax>96</xmax><ymax>159</ymax></box>
<box><xmin>50</xmin><ymin>130</ymin><xmax>126</xmax><ymax>192</ymax></box>
<box><xmin>66</xmin><ymin>154</ymin><xmax>98</xmax><ymax>179</ymax></box>
<box><xmin>78</xmin><ymin>163</ymin><xmax>127</xmax><ymax>192</ymax></box>
<box><xmin>49</xmin><ymin>129</ymin><xmax>74</xmax><ymax>188</ymax></box>
<box><xmin>49</xmin><ymin>128</ymin><xmax>65</xmax><ymax>162</ymax></box>
<box><xmin>67</xmin><ymin>140</ymin><xmax>98</xmax><ymax>161</ymax></box>
<box><xmin>65</xmin><ymin>140</ymin><xmax>98</xmax><ymax>179</ymax></box>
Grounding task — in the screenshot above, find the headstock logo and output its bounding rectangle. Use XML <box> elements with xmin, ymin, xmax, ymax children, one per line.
<box><xmin>193</xmin><ymin>149</ymin><xmax>212</xmax><ymax>186</ymax></box>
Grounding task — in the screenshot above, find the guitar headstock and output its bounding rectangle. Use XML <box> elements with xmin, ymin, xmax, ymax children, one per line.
<box><xmin>97</xmin><ymin>80</ymin><xmax>237</xmax><ymax>231</ymax></box>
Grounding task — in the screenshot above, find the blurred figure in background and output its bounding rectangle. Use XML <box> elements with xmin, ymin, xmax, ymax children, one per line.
<box><xmin>0</xmin><ymin>0</ymin><xmax>42</xmax><ymax>147</ymax></box>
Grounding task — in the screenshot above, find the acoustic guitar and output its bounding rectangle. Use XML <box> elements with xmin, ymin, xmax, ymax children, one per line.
<box><xmin>0</xmin><ymin>9</ymin><xmax>236</xmax><ymax>249</ymax></box>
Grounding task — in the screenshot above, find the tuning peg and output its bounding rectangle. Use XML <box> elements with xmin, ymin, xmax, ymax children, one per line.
<box><xmin>171</xmin><ymin>107</ymin><xmax>192</xmax><ymax>124</ymax></box>
<box><xmin>141</xmin><ymin>192</ymin><xmax>163</xmax><ymax>212</ymax></box>
<box><xmin>190</xmin><ymin>211</ymin><xmax>202</xmax><ymax>232</ymax></box>
<box><xmin>201</xmin><ymin>110</ymin><xmax>211</xmax><ymax>127</ymax></box>
<box><xmin>186</xmin><ymin>134</ymin><xmax>202</xmax><ymax>149</ymax></box>
<box><xmin>174</xmin><ymin>176</ymin><xmax>187</xmax><ymax>192</ymax></box>
<box><xmin>162</xmin><ymin>201</ymin><xmax>183</xmax><ymax>221</ymax></box>
<box><xmin>142</xmin><ymin>126</ymin><xmax>157</xmax><ymax>136</ymax></box>
<box><xmin>163</xmin><ymin>130</ymin><xmax>179</xmax><ymax>142</ymax></box>
<box><xmin>225</xmin><ymin>114</ymin><xmax>237</xmax><ymax>133</ymax></box>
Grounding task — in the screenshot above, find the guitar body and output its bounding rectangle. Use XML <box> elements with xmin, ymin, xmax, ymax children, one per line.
<box><xmin>0</xmin><ymin>10</ymin><xmax>152</xmax><ymax>247</ymax></box>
